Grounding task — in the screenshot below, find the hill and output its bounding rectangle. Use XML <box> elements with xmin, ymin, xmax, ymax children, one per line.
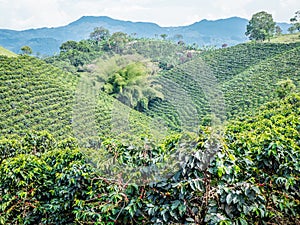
<box><xmin>0</xmin><ymin>92</ymin><xmax>299</xmax><ymax>224</ymax></box>
<box><xmin>0</xmin><ymin>34</ymin><xmax>299</xmax><ymax>224</ymax></box>
<box><xmin>0</xmin><ymin>55</ymin><xmax>77</xmax><ymax>140</ymax></box>
<box><xmin>143</xmin><ymin>41</ymin><xmax>300</xmax><ymax>129</ymax></box>
<box><xmin>41</xmin><ymin>36</ymin><xmax>300</xmax><ymax>133</ymax></box>
<box><xmin>0</xmin><ymin>55</ymin><xmax>169</xmax><ymax>146</ymax></box>
<box><xmin>0</xmin><ymin>16</ymin><xmax>291</xmax><ymax>55</ymax></box>
<box><xmin>0</xmin><ymin>46</ymin><xmax>16</xmax><ymax>57</ymax></box>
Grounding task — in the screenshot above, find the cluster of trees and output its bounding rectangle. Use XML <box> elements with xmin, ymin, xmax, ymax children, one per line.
<box><xmin>288</xmin><ymin>10</ymin><xmax>300</xmax><ymax>33</ymax></box>
<box><xmin>246</xmin><ymin>10</ymin><xmax>300</xmax><ymax>41</ymax></box>
<box><xmin>102</xmin><ymin>61</ymin><xmax>163</xmax><ymax>111</ymax></box>
<box><xmin>45</xmin><ymin>27</ymin><xmax>131</xmax><ymax>72</ymax></box>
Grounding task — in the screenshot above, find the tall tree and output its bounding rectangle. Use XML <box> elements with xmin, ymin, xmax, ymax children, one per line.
<box><xmin>160</xmin><ymin>34</ymin><xmax>167</xmax><ymax>40</ymax></box>
<box><xmin>109</xmin><ymin>32</ymin><xmax>128</xmax><ymax>53</ymax></box>
<box><xmin>289</xmin><ymin>10</ymin><xmax>300</xmax><ymax>33</ymax></box>
<box><xmin>275</xmin><ymin>25</ymin><xmax>282</xmax><ymax>35</ymax></box>
<box><xmin>245</xmin><ymin>11</ymin><xmax>276</xmax><ymax>41</ymax></box>
<box><xmin>89</xmin><ymin>27</ymin><xmax>110</xmax><ymax>43</ymax></box>
<box><xmin>20</xmin><ymin>46</ymin><xmax>32</xmax><ymax>55</ymax></box>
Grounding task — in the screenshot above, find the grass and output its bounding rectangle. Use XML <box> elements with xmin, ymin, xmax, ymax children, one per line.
<box><xmin>269</xmin><ymin>33</ymin><xmax>300</xmax><ymax>43</ymax></box>
<box><xmin>0</xmin><ymin>46</ymin><xmax>17</xmax><ymax>57</ymax></box>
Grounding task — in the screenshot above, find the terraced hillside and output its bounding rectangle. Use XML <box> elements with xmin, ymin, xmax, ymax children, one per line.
<box><xmin>145</xmin><ymin>42</ymin><xmax>300</xmax><ymax>128</ymax></box>
<box><xmin>0</xmin><ymin>55</ymin><xmax>164</xmax><ymax>144</ymax></box>
<box><xmin>223</xmin><ymin>46</ymin><xmax>300</xmax><ymax>117</ymax></box>
<box><xmin>0</xmin><ymin>55</ymin><xmax>77</xmax><ymax>139</ymax></box>
<box><xmin>1</xmin><ymin>40</ymin><xmax>299</xmax><ymax>144</ymax></box>
<box><xmin>201</xmin><ymin>42</ymin><xmax>300</xmax><ymax>82</ymax></box>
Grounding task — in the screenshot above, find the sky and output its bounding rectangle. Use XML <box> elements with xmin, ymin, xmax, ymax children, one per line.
<box><xmin>0</xmin><ymin>0</ymin><xmax>299</xmax><ymax>30</ymax></box>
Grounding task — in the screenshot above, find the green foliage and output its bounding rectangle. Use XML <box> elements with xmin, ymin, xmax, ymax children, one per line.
<box><xmin>289</xmin><ymin>10</ymin><xmax>300</xmax><ymax>33</ymax></box>
<box><xmin>102</xmin><ymin>61</ymin><xmax>162</xmax><ymax>110</ymax></box>
<box><xmin>276</xmin><ymin>78</ymin><xmax>296</xmax><ymax>98</ymax></box>
<box><xmin>246</xmin><ymin>11</ymin><xmax>276</xmax><ymax>41</ymax></box>
<box><xmin>89</xmin><ymin>27</ymin><xmax>110</xmax><ymax>43</ymax></box>
<box><xmin>222</xmin><ymin>45</ymin><xmax>300</xmax><ymax>118</ymax></box>
<box><xmin>1</xmin><ymin>32</ymin><xmax>300</xmax><ymax>224</ymax></box>
<box><xmin>21</xmin><ymin>46</ymin><xmax>33</xmax><ymax>55</ymax></box>
<box><xmin>0</xmin><ymin>55</ymin><xmax>77</xmax><ymax>140</ymax></box>
<box><xmin>1</xmin><ymin>93</ymin><xmax>299</xmax><ymax>225</ymax></box>
<box><xmin>275</xmin><ymin>25</ymin><xmax>283</xmax><ymax>36</ymax></box>
<box><xmin>109</xmin><ymin>32</ymin><xmax>128</xmax><ymax>53</ymax></box>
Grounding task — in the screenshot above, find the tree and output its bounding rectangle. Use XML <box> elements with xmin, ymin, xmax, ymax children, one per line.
<box><xmin>102</xmin><ymin>62</ymin><xmax>163</xmax><ymax>110</ymax></box>
<box><xmin>288</xmin><ymin>26</ymin><xmax>296</xmax><ymax>34</ymax></box>
<box><xmin>60</xmin><ymin>40</ymin><xmax>78</xmax><ymax>52</ymax></box>
<box><xmin>245</xmin><ymin>11</ymin><xmax>276</xmax><ymax>41</ymax></box>
<box><xmin>89</xmin><ymin>27</ymin><xmax>110</xmax><ymax>42</ymax></box>
<box><xmin>160</xmin><ymin>34</ymin><xmax>167</xmax><ymax>40</ymax></box>
<box><xmin>289</xmin><ymin>10</ymin><xmax>300</xmax><ymax>33</ymax></box>
<box><xmin>275</xmin><ymin>25</ymin><xmax>282</xmax><ymax>35</ymax></box>
<box><xmin>276</xmin><ymin>78</ymin><xmax>296</xmax><ymax>98</ymax></box>
<box><xmin>20</xmin><ymin>46</ymin><xmax>32</xmax><ymax>55</ymax></box>
<box><xmin>109</xmin><ymin>32</ymin><xmax>128</xmax><ymax>53</ymax></box>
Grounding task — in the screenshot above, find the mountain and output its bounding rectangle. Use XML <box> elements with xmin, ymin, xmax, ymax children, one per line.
<box><xmin>0</xmin><ymin>16</ymin><xmax>291</xmax><ymax>56</ymax></box>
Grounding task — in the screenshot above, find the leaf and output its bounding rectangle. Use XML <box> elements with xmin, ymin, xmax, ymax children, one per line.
<box><xmin>252</xmin><ymin>186</ymin><xmax>260</xmax><ymax>194</ymax></box>
<box><xmin>239</xmin><ymin>217</ymin><xmax>248</xmax><ymax>225</ymax></box>
<box><xmin>171</xmin><ymin>200</ymin><xmax>181</xmax><ymax>210</ymax></box>
<box><xmin>186</xmin><ymin>217</ymin><xmax>194</xmax><ymax>222</ymax></box>
<box><xmin>226</xmin><ymin>193</ymin><xmax>233</xmax><ymax>205</ymax></box>
<box><xmin>218</xmin><ymin>166</ymin><xmax>225</xmax><ymax>178</ymax></box>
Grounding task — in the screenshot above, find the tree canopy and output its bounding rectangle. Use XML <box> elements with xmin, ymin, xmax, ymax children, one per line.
<box><xmin>288</xmin><ymin>10</ymin><xmax>300</xmax><ymax>33</ymax></box>
<box><xmin>245</xmin><ymin>11</ymin><xmax>276</xmax><ymax>41</ymax></box>
<box><xmin>20</xmin><ymin>45</ymin><xmax>32</xmax><ymax>55</ymax></box>
<box><xmin>89</xmin><ymin>26</ymin><xmax>110</xmax><ymax>42</ymax></box>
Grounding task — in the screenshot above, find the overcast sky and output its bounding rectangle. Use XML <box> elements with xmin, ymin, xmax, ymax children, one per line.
<box><xmin>0</xmin><ymin>0</ymin><xmax>299</xmax><ymax>30</ymax></box>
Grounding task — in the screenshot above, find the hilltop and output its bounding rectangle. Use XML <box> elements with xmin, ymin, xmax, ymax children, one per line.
<box><xmin>269</xmin><ymin>33</ymin><xmax>300</xmax><ymax>43</ymax></box>
<box><xmin>0</xmin><ymin>46</ymin><xmax>16</xmax><ymax>57</ymax></box>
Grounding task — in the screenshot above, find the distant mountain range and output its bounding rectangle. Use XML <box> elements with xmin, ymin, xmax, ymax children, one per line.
<box><xmin>0</xmin><ymin>16</ymin><xmax>291</xmax><ymax>56</ymax></box>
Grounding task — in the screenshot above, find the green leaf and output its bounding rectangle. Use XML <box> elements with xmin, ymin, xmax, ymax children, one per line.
<box><xmin>226</xmin><ymin>193</ymin><xmax>233</xmax><ymax>205</ymax></box>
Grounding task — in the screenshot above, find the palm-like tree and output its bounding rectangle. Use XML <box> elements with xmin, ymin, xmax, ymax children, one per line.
<box><xmin>96</xmin><ymin>57</ymin><xmax>163</xmax><ymax>111</ymax></box>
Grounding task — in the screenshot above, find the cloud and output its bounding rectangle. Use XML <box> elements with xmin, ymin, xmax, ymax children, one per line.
<box><xmin>0</xmin><ymin>0</ymin><xmax>298</xmax><ymax>30</ymax></box>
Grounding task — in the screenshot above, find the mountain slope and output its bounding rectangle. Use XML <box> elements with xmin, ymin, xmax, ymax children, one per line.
<box><xmin>144</xmin><ymin>41</ymin><xmax>300</xmax><ymax>127</ymax></box>
<box><xmin>0</xmin><ymin>55</ymin><xmax>164</xmax><ymax>145</ymax></box>
<box><xmin>222</xmin><ymin>45</ymin><xmax>300</xmax><ymax>117</ymax></box>
<box><xmin>0</xmin><ymin>16</ymin><xmax>291</xmax><ymax>55</ymax></box>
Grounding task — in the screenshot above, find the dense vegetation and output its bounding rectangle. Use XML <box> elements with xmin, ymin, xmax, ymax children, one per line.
<box><xmin>0</xmin><ymin>93</ymin><xmax>299</xmax><ymax>224</ymax></box>
<box><xmin>0</xmin><ymin>54</ymin><xmax>165</xmax><ymax>145</ymax></box>
<box><xmin>0</xmin><ymin>55</ymin><xmax>76</xmax><ymax>140</ymax></box>
<box><xmin>0</xmin><ymin>27</ymin><xmax>299</xmax><ymax>224</ymax></box>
